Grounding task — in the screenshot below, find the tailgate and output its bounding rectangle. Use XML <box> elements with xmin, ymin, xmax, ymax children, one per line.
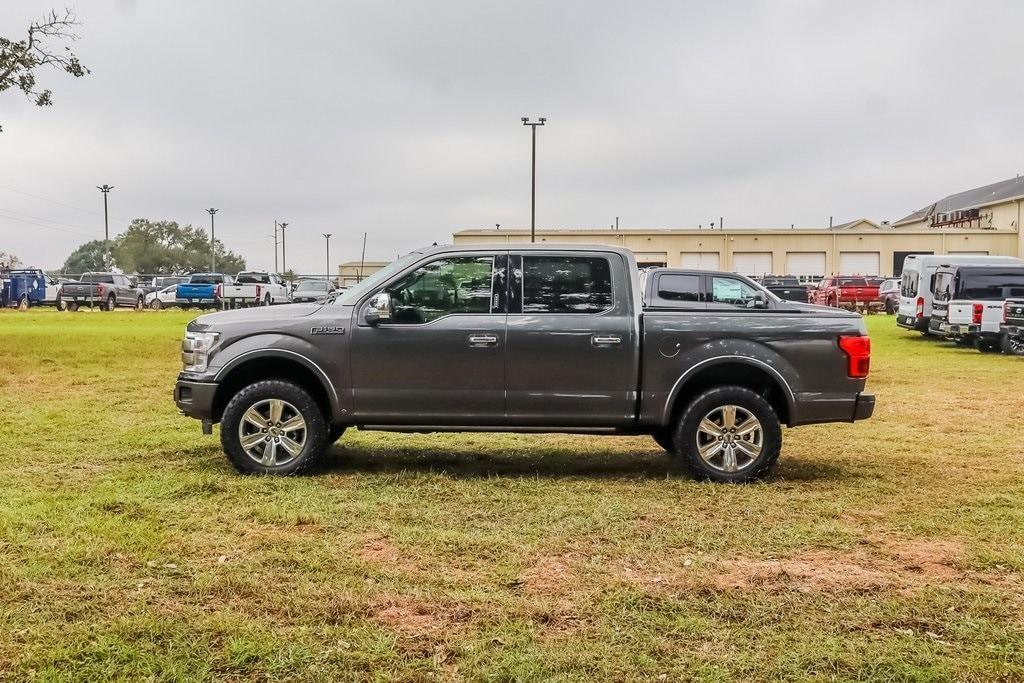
<box><xmin>177</xmin><ymin>284</ymin><xmax>215</xmax><ymax>298</ymax></box>
<box><xmin>222</xmin><ymin>285</ymin><xmax>257</xmax><ymax>298</ymax></box>
<box><xmin>62</xmin><ymin>284</ymin><xmax>96</xmax><ymax>297</ymax></box>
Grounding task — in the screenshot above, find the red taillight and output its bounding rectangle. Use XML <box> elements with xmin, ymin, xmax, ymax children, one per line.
<box><xmin>256</xmin><ymin>284</ymin><xmax>262</xmax><ymax>300</ymax></box>
<box><xmin>215</xmin><ymin>284</ymin><xmax>222</xmax><ymax>299</ymax></box>
<box><xmin>972</xmin><ymin>303</ymin><xmax>983</xmax><ymax>325</ymax></box>
<box><xmin>915</xmin><ymin>296</ymin><xmax>924</xmax><ymax>318</ymax></box>
<box><xmin>838</xmin><ymin>335</ymin><xmax>871</xmax><ymax>379</ymax></box>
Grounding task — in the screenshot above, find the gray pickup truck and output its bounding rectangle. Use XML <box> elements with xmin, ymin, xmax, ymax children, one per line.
<box><xmin>175</xmin><ymin>245</ymin><xmax>874</xmax><ymax>482</ymax></box>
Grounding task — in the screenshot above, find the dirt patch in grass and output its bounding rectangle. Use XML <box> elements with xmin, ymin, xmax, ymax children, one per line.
<box><xmin>359</xmin><ymin>534</ymin><xmax>417</xmax><ymax>572</ymax></box>
<box><xmin>713</xmin><ymin>538</ymin><xmax>966</xmax><ymax>592</ymax></box>
<box><xmin>369</xmin><ymin>594</ymin><xmax>473</xmax><ymax>639</ymax></box>
<box><xmin>520</xmin><ymin>553</ymin><xmax>578</xmax><ymax>595</ymax></box>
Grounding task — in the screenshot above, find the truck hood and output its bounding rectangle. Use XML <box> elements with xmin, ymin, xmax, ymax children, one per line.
<box><xmin>190</xmin><ymin>303</ymin><xmax>322</xmax><ymax>329</ymax></box>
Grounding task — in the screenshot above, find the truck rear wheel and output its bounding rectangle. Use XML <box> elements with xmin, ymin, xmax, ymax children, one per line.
<box><xmin>671</xmin><ymin>386</ymin><xmax>782</xmax><ymax>483</ymax></box>
<box><xmin>102</xmin><ymin>294</ymin><xmax>116</xmax><ymax>311</ymax></box>
<box><xmin>67</xmin><ymin>301</ymin><xmax>79</xmax><ymax>312</ymax></box>
<box><xmin>220</xmin><ymin>380</ymin><xmax>328</xmax><ymax>475</ymax></box>
<box><xmin>17</xmin><ymin>295</ymin><xmax>29</xmax><ymax>312</ymax></box>
<box><xmin>1001</xmin><ymin>334</ymin><xmax>1024</xmax><ymax>356</ymax></box>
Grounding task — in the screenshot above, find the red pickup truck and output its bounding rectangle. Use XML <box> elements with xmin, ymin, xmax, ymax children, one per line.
<box><xmin>809</xmin><ymin>276</ymin><xmax>883</xmax><ymax>312</ymax></box>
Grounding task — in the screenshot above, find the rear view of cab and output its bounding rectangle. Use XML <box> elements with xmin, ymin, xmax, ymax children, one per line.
<box><xmin>931</xmin><ymin>264</ymin><xmax>1024</xmax><ymax>351</ymax></box>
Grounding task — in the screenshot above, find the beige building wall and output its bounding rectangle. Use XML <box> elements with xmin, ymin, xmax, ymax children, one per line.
<box><xmin>337</xmin><ymin>260</ymin><xmax>389</xmax><ymax>287</ymax></box>
<box><xmin>453</xmin><ymin>226</ymin><xmax>1021</xmax><ymax>277</ymax></box>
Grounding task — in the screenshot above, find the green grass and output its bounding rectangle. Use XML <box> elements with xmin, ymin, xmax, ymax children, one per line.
<box><xmin>1</xmin><ymin>309</ymin><xmax>1022</xmax><ymax>681</ymax></box>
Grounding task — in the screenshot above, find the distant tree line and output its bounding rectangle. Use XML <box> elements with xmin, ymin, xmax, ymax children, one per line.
<box><xmin>61</xmin><ymin>219</ymin><xmax>246</xmax><ymax>275</ymax></box>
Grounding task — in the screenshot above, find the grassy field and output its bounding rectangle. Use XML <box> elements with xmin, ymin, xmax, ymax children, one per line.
<box><xmin>1</xmin><ymin>309</ymin><xmax>1022</xmax><ymax>681</ymax></box>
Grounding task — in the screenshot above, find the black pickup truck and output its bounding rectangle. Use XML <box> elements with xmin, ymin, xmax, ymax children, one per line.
<box><xmin>1002</xmin><ymin>298</ymin><xmax>1024</xmax><ymax>355</ymax></box>
<box><xmin>175</xmin><ymin>245</ymin><xmax>874</xmax><ymax>482</ymax></box>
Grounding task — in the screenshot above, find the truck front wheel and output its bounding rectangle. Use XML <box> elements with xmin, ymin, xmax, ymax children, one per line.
<box><xmin>220</xmin><ymin>380</ymin><xmax>328</xmax><ymax>475</ymax></box>
<box><xmin>671</xmin><ymin>386</ymin><xmax>782</xmax><ymax>483</ymax></box>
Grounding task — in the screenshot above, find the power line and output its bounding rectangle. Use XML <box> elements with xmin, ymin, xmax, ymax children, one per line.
<box><xmin>0</xmin><ymin>208</ymin><xmax>95</xmax><ymax>238</ymax></box>
<box><xmin>0</xmin><ymin>184</ymin><xmax>102</xmax><ymax>216</ymax></box>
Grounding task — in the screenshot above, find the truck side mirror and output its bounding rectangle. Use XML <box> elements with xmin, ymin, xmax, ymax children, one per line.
<box><xmin>748</xmin><ymin>292</ymin><xmax>769</xmax><ymax>309</ymax></box>
<box><xmin>365</xmin><ymin>292</ymin><xmax>392</xmax><ymax>326</ymax></box>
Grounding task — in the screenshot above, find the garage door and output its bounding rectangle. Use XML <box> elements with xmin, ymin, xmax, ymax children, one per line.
<box><xmin>732</xmin><ymin>252</ymin><xmax>772</xmax><ymax>276</ymax></box>
<box><xmin>680</xmin><ymin>252</ymin><xmax>721</xmax><ymax>269</ymax></box>
<box><xmin>838</xmin><ymin>251</ymin><xmax>880</xmax><ymax>275</ymax></box>
<box><xmin>786</xmin><ymin>252</ymin><xmax>826</xmax><ymax>277</ymax></box>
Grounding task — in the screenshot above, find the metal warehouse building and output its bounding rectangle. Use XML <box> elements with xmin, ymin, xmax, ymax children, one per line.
<box><xmin>452</xmin><ymin>176</ymin><xmax>1024</xmax><ymax>277</ymax></box>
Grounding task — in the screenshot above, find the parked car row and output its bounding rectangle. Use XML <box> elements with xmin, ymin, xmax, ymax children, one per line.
<box><xmin>1</xmin><ymin>269</ymin><xmax>343</xmax><ymax>312</ymax></box>
<box><xmin>896</xmin><ymin>254</ymin><xmax>1024</xmax><ymax>355</ymax></box>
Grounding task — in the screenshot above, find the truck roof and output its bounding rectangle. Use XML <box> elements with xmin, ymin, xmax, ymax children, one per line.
<box><xmin>410</xmin><ymin>243</ymin><xmax>636</xmax><ymax>258</ymax></box>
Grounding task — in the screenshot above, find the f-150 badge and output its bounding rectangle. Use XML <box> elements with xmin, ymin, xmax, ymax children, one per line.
<box><xmin>310</xmin><ymin>326</ymin><xmax>346</xmax><ymax>335</ymax></box>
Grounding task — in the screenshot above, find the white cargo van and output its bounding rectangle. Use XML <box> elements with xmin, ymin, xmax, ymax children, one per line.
<box><xmin>896</xmin><ymin>255</ymin><xmax>1024</xmax><ymax>335</ymax></box>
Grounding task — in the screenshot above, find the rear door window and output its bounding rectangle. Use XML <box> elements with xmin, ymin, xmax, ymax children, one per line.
<box><xmin>960</xmin><ymin>272</ymin><xmax>1024</xmax><ymax>300</ymax></box>
<box><xmin>654</xmin><ymin>274</ymin><xmax>702</xmax><ymax>303</ymax></box>
<box><xmin>520</xmin><ymin>256</ymin><xmax>613</xmax><ymax>314</ymax></box>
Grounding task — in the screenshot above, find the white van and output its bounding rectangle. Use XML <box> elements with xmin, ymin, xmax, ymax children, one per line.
<box><xmin>896</xmin><ymin>255</ymin><xmax>1024</xmax><ymax>334</ymax></box>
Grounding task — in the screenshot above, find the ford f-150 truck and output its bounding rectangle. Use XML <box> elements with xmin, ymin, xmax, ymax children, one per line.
<box><xmin>220</xmin><ymin>271</ymin><xmax>290</xmax><ymax>308</ymax></box>
<box><xmin>809</xmin><ymin>276</ymin><xmax>882</xmax><ymax>312</ymax></box>
<box><xmin>61</xmin><ymin>272</ymin><xmax>143</xmax><ymax>311</ymax></box>
<box><xmin>176</xmin><ymin>273</ymin><xmax>232</xmax><ymax>308</ymax></box>
<box><xmin>174</xmin><ymin>245</ymin><xmax>874</xmax><ymax>482</ymax></box>
<box><xmin>930</xmin><ymin>264</ymin><xmax>1024</xmax><ymax>351</ymax></box>
<box><xmin>1001</xmin><ymin>298</ymin><xmax>1024</xmax><ymax>355</ymax></box>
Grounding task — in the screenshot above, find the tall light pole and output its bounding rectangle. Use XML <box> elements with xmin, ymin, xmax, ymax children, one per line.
<box><xmin>97</xmin><ymin>184</ymin><xmax>114</xmax><ymax>241</ymax></box>
<box><xmin>322</xmin><ymin>233</ymin><xmax>332</xmax><ymax>280</ymax></box>
<box><xmin>206</xmin><ymin>208</ymin><xmax>219</xmax><ymax>271</ymax></box>
<box><xmin>521</xmin><ymin>116</ymin><xmax>546</xmax><ymax>243</ymax></box>
<box><xmin>279</xmin><ymin>222</ymin><xmax>288</xmax><ymax>275</ymax></box>
<box><xmin>271</xmin><ymin>221</ymin><xmax>279</xmax><ymax>272</ymax></box>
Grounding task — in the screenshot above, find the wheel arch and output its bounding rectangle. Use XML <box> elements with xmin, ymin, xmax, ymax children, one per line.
<box><xmin>211</xmin><ymin>350</ymin><xmax>339</xmax><ymax>423</ymax></box>
<box><xmin>663</xmin><ymin>357</ymin><xmax>795</xmax><ymax>428</ymax></box>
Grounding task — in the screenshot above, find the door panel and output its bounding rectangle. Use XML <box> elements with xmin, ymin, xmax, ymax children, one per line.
<box><xmin>505</xmin><ymin>253</ymin><xmax>636</xmax><ymax>426</ymax></box>
<box><xmin>350</xmin><ymin>253</ymin><xmax>508</xmax><ymax>424</ymax></box>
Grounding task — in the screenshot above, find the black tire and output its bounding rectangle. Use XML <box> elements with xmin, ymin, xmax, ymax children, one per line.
<box><xmin>884</xmin><ymin>299</ymin><xmax>896</xmax><ymax>315</ymax></box>
<box><xmin>103</xmin><ymin>294</ymin><xmax>116</xmax><ymax>312</ymax></box>
<box><xmin>56</xmin><ymin>296</ymin><xmax>66</xmax><ymax>311</ymax></box>
<box><xmin>671</xmin><ymin>386</ymin><xmax>782</xmax><ymax>483</ymax></box>
<box><xmin>150</xmin><ymin>298</ymin><xmax>162</xmax><ymax>310</ymax></box>
<box><xmin>954</xmin><ymin>336</ymin><xmax>974</xmax><ymax>347</ymax></box>
<box><xmin>17</xmin><ymin>295</ymin><xmax>29</xmax><ymax>312</ymax></box>
<box><xmin>328</xmin><ymin>425</ymin><xmax>346</xmax><ymax>444</ymax></box>
<box><xmin>1002</xmin><ymin>334</ymin><xmax>1024</xmax><ymax>356</ymax></box>
<box><xmin>220</xmin><ymin>380</ymin><xmax>328</xmax><ymax>475</ymax></box>
<box><xmin>136</xmin><ymin>295</ymin><xmax>144</xmax><ymax>311</ymax></box>
<box><xmin>264</xmin><ymin>294</ymin><xmax>272</xmax><ymax>307</ymax></box>
<box><xmin>66</xmin><ymin>301</ymin><xmax>79</xmax><ymax>312</ymax></box>
<box><xmin>975</xmin><ymin>337</ymin><xmax>999</xmax><ymax>353</ymax></box>
<box><xmin>651</xmin><ymin>429</ymin><xmax>674</xmax><ymax>451</ymax></box>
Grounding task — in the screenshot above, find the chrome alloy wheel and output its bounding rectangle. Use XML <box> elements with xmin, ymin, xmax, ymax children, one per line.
<box><xmin>237</xmin><ymin>398</ymin><xmax>307</xmax><ymax>467</ymax></box>
<box><xmin>695</xmin><ymin>404</ymin><xmax>763</xmax><ymax>473</ymax></box>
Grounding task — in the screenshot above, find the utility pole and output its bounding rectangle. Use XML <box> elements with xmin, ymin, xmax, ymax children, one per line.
<box><xmin>96</xmin><ymin>185</ymin><xmax>114</xmax><ymax>240</ymax></box>
<box><xmin>271</xmin><ymin>221</ymin><xmax>279</xmax><ymax>272</ymax></box>
<box><xmin>521</xmin><ymin>116</ymin><xmax>546</xmax><ymax>243</ymax></box>
<box><xmin>206</xmin><ymin>208</ymin><xmax>219</xmax><ymax>271</ymax></box>
<box><xmin>279</xmin><ymin>222</ymin><xmax>288</xmax><ymax>275</ymax></box>
<box><xmin>322</xmin><ymin>233</ymin><xmax>332</xmax><ymax>280</ymax></box>
<box><xmin>359</xmin><ymin>231</ymin><xmax>367</xmax><ymax>283</ymax></box>
<box><xmin>615</xmin><ymin>216</ymin><xmax>619</xmax><ymax>231</ymax></box>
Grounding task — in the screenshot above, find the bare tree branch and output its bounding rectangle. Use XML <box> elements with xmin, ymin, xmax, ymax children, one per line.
<box><xmin>0</xmin><ymin>7</ymin><xmax>89</xmax><ymax>131</ymax></box>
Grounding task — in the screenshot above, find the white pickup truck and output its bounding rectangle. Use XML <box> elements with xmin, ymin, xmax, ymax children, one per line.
<box><xmin>931</xmin><ymin>264</ymin><xmax>1024</xmax><ymax>351</ymax></box>
<box><xmin>219</xmin><ymin>272</ymin><xmax>290</xmax><ymax>308</ymax></box>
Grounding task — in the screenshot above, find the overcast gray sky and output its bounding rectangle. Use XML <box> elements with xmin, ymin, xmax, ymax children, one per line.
<box><xmin>2</xmin><ymin>0</ymin><xmax>1023</xmax><ymax>273</ymax></box>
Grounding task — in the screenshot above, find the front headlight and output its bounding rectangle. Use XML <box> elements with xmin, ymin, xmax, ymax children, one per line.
<box><xmin>181</xmin><ymin>331</ymin><xmax>220</xmax><ymax>373</ymax></box>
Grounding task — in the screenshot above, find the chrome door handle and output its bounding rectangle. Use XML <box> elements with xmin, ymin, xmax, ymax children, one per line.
<box><xmin>592</xmin><ymin>335</ymin><xmax>622</xmax><ymax>345</ymax></box>
<box><xmin>468</xmin><ymin>334</ymin><xmax>499</xmax><ymax>346</ymax></box>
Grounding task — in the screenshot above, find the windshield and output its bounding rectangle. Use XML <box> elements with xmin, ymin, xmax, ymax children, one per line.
<box><xmin>296</xmin><ymin>280</ymin><xmax>329</xmax><ymax>292</ymax></box>
<box><xmin>333</xmin><ymin>253</ymin><xmax>422</xmax><ymax>305</ymax></box>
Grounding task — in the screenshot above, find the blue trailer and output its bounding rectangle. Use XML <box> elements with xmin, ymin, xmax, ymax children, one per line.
<box><xmin>1</xmin><ymin>269</ymin><xmax>51</xmax><ymax>310</ymax></box>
